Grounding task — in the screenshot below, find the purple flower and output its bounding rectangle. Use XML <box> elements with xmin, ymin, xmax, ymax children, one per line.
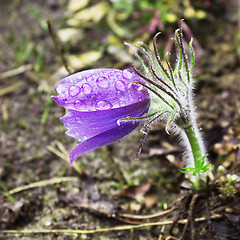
<box><xmin>52</xmin><ymin>68</ymin><xmax>150</xmax><ymax>165</ymax></box>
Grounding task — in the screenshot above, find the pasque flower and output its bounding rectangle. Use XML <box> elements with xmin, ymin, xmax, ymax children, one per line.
<box><xmin>53</xmin><ymin>25</ymin><xmax>210</xmax><ymax>188</ymax></box>
<box><xmin>52</xmin><ymin>69</ymin><xmax>150</xmax><ymax>165</ymax></box>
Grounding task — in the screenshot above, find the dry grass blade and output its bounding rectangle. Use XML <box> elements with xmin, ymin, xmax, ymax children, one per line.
<box><xmin>47</xmin><ymin>141</ymin><xmax>83</xmax><ymax>175</ymax></box>
<box><xmin>2</xmin><ymin>98</ymin><xmax>9</xmax><ymax>120</ymax></box>
<box><xmin>8</xmin><ymin>177</ymin><xmax>78</xmax><ymax>195</ymax></box>
<box><xmin>0</xmin><ymin>214</ymin><xmax>221</xmax><ymax>235</ymax></box>
<box><xmin>0</xmin><ymin>81</ymin><xmax>25</xmax><ymax>97</ymax></box>
<box><xmin>119</xmin><ymin>208</ymin><xmax>173</xmax><ymax>220</ymax></box>
<box><xmin>0</xmin><ymin>64</ymin><xmax>32</xmax><ymax>79</ymax></box>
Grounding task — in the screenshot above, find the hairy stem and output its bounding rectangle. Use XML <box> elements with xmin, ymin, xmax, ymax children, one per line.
<box><xmin>185</xmin><ymin>125</ymin><xmax>203</xmax><ymax>167</ymax></box>
<box><xmin>181</xmin><ymin>119</ymin><xmax>208</xmax><ymax>189</ymax></box>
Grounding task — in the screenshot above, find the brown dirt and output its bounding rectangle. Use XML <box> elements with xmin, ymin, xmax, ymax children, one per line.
<box><xmin>0</xmin><ymin>1</ymin><xmax>240</xmax><ymax>239</ymax></box>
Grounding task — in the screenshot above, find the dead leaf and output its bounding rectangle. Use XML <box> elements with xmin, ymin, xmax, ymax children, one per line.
<box><xmin>57</xmin><ymin>28</ymin><xmax>84</xmax><ymax>44</ymax></box>
<box><xmin>119</xmin><ymin>183</ymin><xmax>151</xmax><ymax>202</ymax></box>
<box><xmin>145</xmin><ymin>194</ymin><xmax>158</xmax><ymax>209</ymax></box>
<box><xmin>68</xmin><ymin>0</ymin><xmax>89</xmax><ymax>12</ymax></box>
<box><xmin>67</xmin><ymin>2</ymin><xmax>110</xmax><ymax>27</ymax></box>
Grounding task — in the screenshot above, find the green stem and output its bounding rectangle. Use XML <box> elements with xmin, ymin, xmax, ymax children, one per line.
<box><xmin>185</xmin><ymin>125</ymin><xmax>202</xmax><ymax>168</ymax></box>
<box><xmin>182</xmin><ymin>121</ymin><xmax>208</xmax><ymax>189</ymax></box>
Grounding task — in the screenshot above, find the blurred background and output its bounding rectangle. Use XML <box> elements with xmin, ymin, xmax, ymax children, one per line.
<box><xmin>0</xmin><ymin>0</ymin><xmax>240</xmax><ymax>239</ymax></box>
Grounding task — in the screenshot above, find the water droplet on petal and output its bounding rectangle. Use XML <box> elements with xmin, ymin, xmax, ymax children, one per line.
<box><xmin>128</xmin><ymin>94</ymin><xmax>134</xmax><ymax>102</ymax></box>
<box><xmin>96</xmin><ymin>76</ymin><xmax>109</xmax><ymax>88</ymax></box>
<box><xmin>75</xmin><ymin>116</ymin><xmax>81</xmax><ymax>122</ymax></box>
<box><xmin>68</xmin><ymin>85</ymin><xmax>80</xmax><ymax>97</ymax></box>
<box><xmin>119</xmin><ymin>101</ymin><xmax>126</xmax><ymax>107</ymax></box>
<box><xmin>132</xmin><ymin>83</ymin><xmax>143</xmax><ymax>91</ymax></box>
<box><xmin>95</xmin><ymin>100</ymin><xmax>112</xmax><ymax>110</ymax></box>
<box><xmin>86</xmin><ymin>76</ymin><xmax>94</xmax><ymax>82</ymax></box>
<box><xmin>122</xmin><ymin>69</ymin><xmax>133</xmax><ymax>80</ymax></box>
<box><xmin>109</xmin><ymin>71</ymin><xmax>115</xmax><ymax>77</ymax></box>
<box><xmin>74</xmin><ymin>100</ymin><xmax>85</xmax><ymax>110</ymax></box>
<box><xmin>82</xmin><ymin>83</ymin><xmax>92</xmax><ymax>94</ymax></box>
<box><xmin>82</xmin><ymin>136</ymin><xmax>88</xmax><ymax>141</ymax></box>
<box><xmin>115</xmin><ymin>80</ymin><xmax>126</xmax><ymax>91</ymax></box>
<box><xmin>117</xmin><ymin>90</ymin><xmax>124</xmax><ymax>96</ymax></box>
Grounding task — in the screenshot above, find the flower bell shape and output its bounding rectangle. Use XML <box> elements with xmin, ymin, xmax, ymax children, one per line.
<box><xmin>52</xmin><ymin>69</ymin><xmax>150</xmax><ymax>165</ymax></box>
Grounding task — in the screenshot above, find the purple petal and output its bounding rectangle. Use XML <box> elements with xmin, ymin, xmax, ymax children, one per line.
<box><xmin>55</xmin><ymin>69</ymin><xmax>112</xmax><ymax>94</ymax></box>
<box><xmin>60</xmin><ymin>100</ymin><xmax>150</xmax><ymax>142</ymax></box>
<box><xmin>69</xmin><ymin>120</ymin><xmax>140</xmax><ymax>165</ymax></box>
<box><xmin>52</xmin><ymin>69</ymin><xmax>149</xmax><ymax>112</ymax></box>
<box><xmin>52</xmin><ymin>68</ymin><xmax>151</xmax><ymax>164</ymax></box>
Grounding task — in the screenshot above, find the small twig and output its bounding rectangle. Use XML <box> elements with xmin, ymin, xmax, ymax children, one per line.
<box><xmin>0</xmin><ymin>214</ymin><xmax>221</xmax><ymax>236</ymax></box>
<box><xmin>47</xmin><ymin>20</ymin><xmax>71</xmax><ymax>75</ymax></box>
<box><xmin>0</xmin><ymin>64</ymin><xmax>32</xmax><ymax>79</ymax></box>
<box><xmin>165</xmin><ymin>236</ymin><xmax>179</xmax><ymax>240</ymax></box>
<box><xmin>169</xmin><ymin>212</ymin><xmax>183</xmax><ymax>235</ymax></box>
<box><xmin>133</xmin><ymin>128</ymin><xmax>149</xmax><ymax>161</ymax></box>
<box><xmin>205</xmin><ymin>200</ymin><xmax>212</xmax><ymax>240</ymax></box>
<box><xmin>8</xmin><ymin>177</ymin><xmax>78</xmax><ymax>195</ymax></box>
<box><xmin>180</xmin><ymin>194</ymin><xmax>199</xmax><ymax>240</ymax></box>
<box><xmin>158</xmin><ymin>225</ymin><xmax>165</xmax><ymax>240</ymax></box>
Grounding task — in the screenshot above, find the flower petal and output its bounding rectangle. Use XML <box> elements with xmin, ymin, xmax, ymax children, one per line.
<box><xmin>60</xmin><ymin>100</ymin><xmax>150</xmax><ymax>142</ymax></box>
<box><xmin>69</xmin><ymin>120</ymin><xmax>140</xmax><ymax>165</ymax></box>
<box><xmin>52</xmin><ymin>68</ymin><xmax>151</xmax><ymax>163</ymax></box>
<box><xmin>52</xmin><ymin>69</ymin><xmax>149</xmax><ymax>112</ymax></box>
<box><xmin>55</xmin><ymin>69</ymin><xmax>112</xmax><ymax>94</ymax></box>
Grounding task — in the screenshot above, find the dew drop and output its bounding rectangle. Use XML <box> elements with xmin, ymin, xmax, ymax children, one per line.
<box><xmin>68</xmin><ymin>85</ymin><xmax>80</xmax><ymax>97</ymax></box>
<box><xmin>119</xmin><ymin>101</ymin><xmax>126</xmax><ymax>107</ymax></box>
<box><xmin>132</xmin><ymin>83</ymin><xmax>143</xmax><ymax>91</ymax></box>
<box><xmin>96</xmin><ymin>76</ymin><xmax>109</xmax><ymax>88</ymax></box>
<box><xmin>75</xmin><ymin>116</ymin><xmax>81</xmax><ymax>122</ymax></box>
<box><xmin>82</xmin><ymin>83</ymin><xmax>92</xmax><ymax>94</ymax></box>
<box><xmin>117</xmin><ymin>90</ymin><xmax>124</xmax><ymax>96</ymax></box>
<box><xmin>115</xmin><ymin>80</ymin><xmax>126</xmax><ymax>91</ymax></box>
<box><xmin>128</xmin><ymin>94</ymin><xmax>134</xmax><ymax>102</ymax></box>
<box><xmin>74</xmin><ymin>100</ymin><xmax>85</xmax><ymax>110</ymax></box>
<box><xmin>82</xmin><ymin>136</ymin><xmax>88</xmax><ymax>141</ymax></box>
<box><xmin>95</xmin><ymin>100</ymin><xmax>112</xmax><ymax>110</ymax></box>
<box><xmin>122</xmin><ymin>69</ymin><xmax>133</xmax><ymax>80</ymax></box>
<box><xmin>109</xmin><ymin>71</ymin><xmax>115</xmax><ymax>77</ymax></box>
<box><xmin>86</xmin><ymin>76</ymin><xmax>94</xmax><ymax>82</ymax></box>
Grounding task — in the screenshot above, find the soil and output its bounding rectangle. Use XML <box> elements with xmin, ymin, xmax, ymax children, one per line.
<box><xmin>0</xmin><ymin>1</ymin><xmax>240</xmax><ymax>239</ymax></box>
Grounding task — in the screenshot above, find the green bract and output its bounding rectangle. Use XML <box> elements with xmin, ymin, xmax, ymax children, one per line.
<box><xmin>122</xmin><ymin>26</ymin><xmax>209</xmax><ymax>188</ymax></box>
